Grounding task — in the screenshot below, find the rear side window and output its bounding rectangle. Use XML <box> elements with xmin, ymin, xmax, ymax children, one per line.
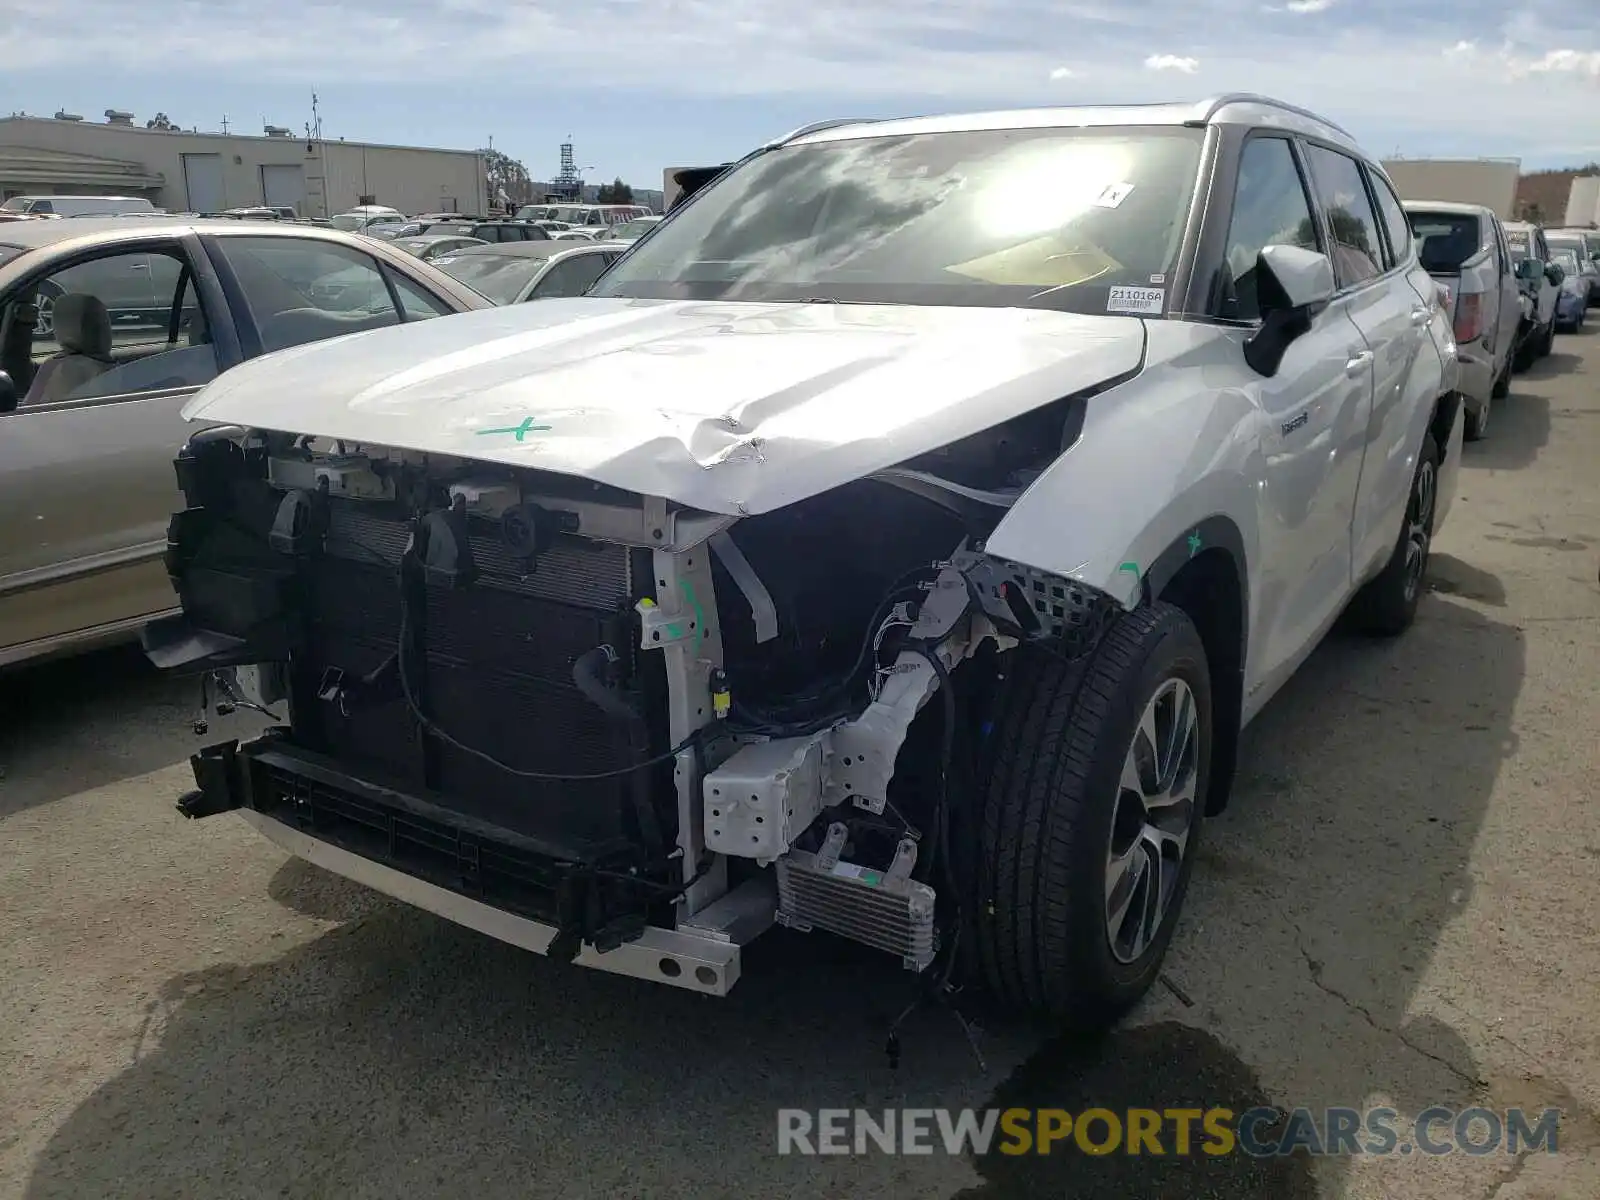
<box><xmin>1366</xmin><ymin>171</ymin><xmax>1412</xmax><ymax>267</ymax></box>
<box><xmin>212</xmin><ymin>236</ymin><xmax>406</xmax><ymax>352</ymax></box>
<box><xmin>1303</xmin><ymin>145</ymin><xmax>1384</xmax><ymax>288</ymax></box>
<box><xmin>530</xmin><ymin>253</ymin><xmax>610</xmax><ymax>299</ymax></box>
<box><xmin>1216</xmin><ymin>136</ymin><xmax>1320</xmax><ymax>321</ymax></box>
<box><xmin>1408</xmin><ymin>212</ymin><xmax>1481</xmax><ymax>273</ymax></box>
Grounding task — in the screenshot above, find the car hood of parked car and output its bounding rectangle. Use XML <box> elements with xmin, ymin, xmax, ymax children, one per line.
<box><xmin>183</xmin><ymin>298</ymin><xmax>1147</xmax><ymax>516</ymax></box>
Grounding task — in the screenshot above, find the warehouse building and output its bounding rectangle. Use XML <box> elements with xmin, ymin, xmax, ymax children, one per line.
<box><xmin>0</xmin><ymin>111</ymin><xmax>487</xmax><ymax>217</ymax></box>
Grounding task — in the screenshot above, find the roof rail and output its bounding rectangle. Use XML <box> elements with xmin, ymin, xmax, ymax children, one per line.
<box><xmin>1190</xmin><ymin>93</ymin><xmax>1356</xmax><ymax>140</ymax></box>
<box><xmin>765</xmin><ymin>117</ymin><xmax>879</xmax><ymax>148</ymax></box>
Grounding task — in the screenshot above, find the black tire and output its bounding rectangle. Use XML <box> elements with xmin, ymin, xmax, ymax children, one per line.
<box><xmin>973</xmin><ymin>602</ymin><xmax>1212</xmax><ymax>1028</ymax></box>
<box><xmin>1539</xmin><ymin>319</ymin><xmax>1555</xmax><ymax>356</ymax></box>
<box><xmin>1463</xmin><ymin>400</ymin><xmax>1487</xmax><ymax>442</ymax></box>
<box><xmin>1490</xmin><ymin>356</ymin><xmax>1511</xmax><ymax>400</ymax></box>
<box><xmin>1351</xmin><ymin>431</ymin><xmax>1440</xmax><ymax>637</ymax></box>
<box><xmin>1513</xmin><ymin>325</ymin><xmax>1535</xmax><ymax>372</ymax></box>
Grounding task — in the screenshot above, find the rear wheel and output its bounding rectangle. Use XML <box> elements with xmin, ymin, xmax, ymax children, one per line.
<box><xmin>1490</xmin><ymin>356</ymin><xmax>1511</xmax><ymax>400</ymax></box>
<box><xmin>1463</xmin><ymin>398</ymin><xmax>1488</xmax><ymax>441</ymax></box>
<box><xmin>973</xmin><ymin>602</ymin><xmax>1211</xmax><ymax>1028</ymax></box>
<box><xmin>1351</xmin><ymin>432</ymin><xmax>1440</xmax><ymax>637</ymax></box>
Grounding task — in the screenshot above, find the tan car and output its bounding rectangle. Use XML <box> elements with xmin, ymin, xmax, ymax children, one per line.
<box><xmin>0</xmin><ymin>217</ymin><xmax>491</xmax><ymax>668</ymax></box>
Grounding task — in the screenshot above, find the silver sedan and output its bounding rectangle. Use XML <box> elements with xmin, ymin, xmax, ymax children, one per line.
<box><xmin>0</xmin><ymin>217</ymin><xmax>491</xmax><ymax>668</ymax></box>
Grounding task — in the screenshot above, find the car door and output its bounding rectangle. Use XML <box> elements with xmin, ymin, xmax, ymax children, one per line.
<box><xmin>1215</xmin><ymin>134</ymin><xmax>1375</xmax><ymax>690</ymax></box>
<box><xmin>0</xmin><ymin>242</ymin><xmax>232</xmax><ymax>661</ymax></box>
<box><xmin>1300</xmin><ymin>146</ymin><xmax>1439</xmax><ymax>584</ymax></box>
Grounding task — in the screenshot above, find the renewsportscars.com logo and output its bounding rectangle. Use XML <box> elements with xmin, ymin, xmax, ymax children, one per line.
<box><xmin>776</xmin><ymin>1107</ymin><xmax>1563</xmax><ymax>1157</ymax></box>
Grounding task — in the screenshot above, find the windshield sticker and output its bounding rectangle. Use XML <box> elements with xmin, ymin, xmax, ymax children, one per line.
<box><xmin>1094</xmin><ymin>182</ymin><xmax>1135</xmax><ymax>209</ymax></box>
<box><xmin>1107</xmin><ymin>285</ymin><xmax>1165</xmax><ymax>315</ymax></box>
<box><xmin>433</xmin><ymin>255</ymin><xmax>457</xmax><ymax>265</ymax></box>
<box><xmin>476</xmin><ymin>416</ymin><xmax>551</xmax><ymax>442</ymax></box>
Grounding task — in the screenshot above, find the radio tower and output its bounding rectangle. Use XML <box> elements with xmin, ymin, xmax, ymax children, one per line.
<box><xmin>557</xmin><ymin>138</ymin><xmax>579</xmax><ymax>200</ymax></box>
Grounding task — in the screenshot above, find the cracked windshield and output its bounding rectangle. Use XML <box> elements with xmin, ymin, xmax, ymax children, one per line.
<box><xmin>3</xmin><ymin>2</ymin><xmax>1599</xmax><ymax>1200</ymax></box>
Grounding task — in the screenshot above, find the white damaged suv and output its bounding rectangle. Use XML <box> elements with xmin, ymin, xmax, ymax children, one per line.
<box><xmin>146</xmin><ymin>94</ymin><xmax>1460</xmax><ymax>1029</ymax></box>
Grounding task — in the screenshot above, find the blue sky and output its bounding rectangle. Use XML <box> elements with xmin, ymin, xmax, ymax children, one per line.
<box><xmin>3</xmin><ymin>0</ymin><xmax>1598</xmax><ymax>187</ymax></box>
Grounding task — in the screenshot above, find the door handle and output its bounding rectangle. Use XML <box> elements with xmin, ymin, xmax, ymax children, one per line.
<box><xmin>1410</xmin><ymin>307</ymin><xmax>1432</xmax><ymax>326</ymax></box>
<box><xmin>1345</xmin><ymin>350</ymin><xmax>1374</xmax><ymax>376</ymax></box>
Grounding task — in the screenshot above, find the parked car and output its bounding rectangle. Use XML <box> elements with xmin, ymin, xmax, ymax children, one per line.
<box><xmin>328</xmin><ymin>208</ymin><xmax>406</xmax><ymax>235</ymax></box>
<box><xmin>149</xmin><ymin>95</ymin><xmax>1460</xmax><ymax>1031</ymax></box>
<box><xmin>391</xmin><ymin>233</ymin><xmax>491</xmax><ymax>261</ymax></box>
<box><xmin>1546</xmin><ymin>230</ymin><xmax>1600</xmax><ymax>305</ymax></box>
<box><xmin>429</xmin><ymin>240</ymin><xmax>627</xmax><ymax>303</ymax></box>
<box><xmin>0</xmin><ymin>195</ymin><xmax>160</xmax><ymax>218</ymax></box>
<box><xmin>418</xmin><ymin>219</ymin><xmax>551</xmax><ymax>244</ymax></box>
<box><xmin>1404</xmin><ymin>202</ymin><xmax>1520</xmax><ymax>439</ymax></box>
<box><xmin>0</xmin><ymin>217</ymin><xmax>492</xmax><ymax>668</ymax></box>
<box><xmin>1551</xmin><ymin>248</ymin><xmax>1590</xmax><ymax>330</ymax></box>
<box><xmin>607</xmin><ymin>216</ymin><xmax>663</xmax><ymax>242</ymax></box>
<box><xmin>217</xmin><ymin>207</ymin><xmax>292</xmax><ymax>221</ymax></box>
<box><xmin>1502</xmin><ymin>220</ymin><xmax>1560</xmax><ymax>366</ymax></box>
<box><xmin>513</xmin><ymin>203</ymin><xmax>652</xmax><ymax>230</ymax></box>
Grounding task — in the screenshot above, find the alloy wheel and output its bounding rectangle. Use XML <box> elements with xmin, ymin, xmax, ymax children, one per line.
<box><xmin>1105</xmin><ymin>678</ymin><xmax>1199</xmax><ymax>964</ymax></box>
<box><xmin>1403</xmin><ymin>458</ymin><xmax>1437</xmax><ymax>604</ymax></box>
<box><xmin>34</xmin><ymin>295</ymin><xmax>54</xmax><ymax>337</ymax></box>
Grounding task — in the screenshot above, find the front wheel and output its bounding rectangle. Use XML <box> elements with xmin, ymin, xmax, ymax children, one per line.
<box><xmin>973</xmin><ymin>602</ymin><xmax>1211</xmax><ymax>1028</ymax></box>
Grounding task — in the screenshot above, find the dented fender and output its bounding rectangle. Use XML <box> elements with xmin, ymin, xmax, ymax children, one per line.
<box><xmin>982</xmin><ymin>349</ymin><xmax>1262</xmax><ymax>615</ymax></box>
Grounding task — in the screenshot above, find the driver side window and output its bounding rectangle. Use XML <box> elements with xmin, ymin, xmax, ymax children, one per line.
<box><xmin>1217</xmin><ymin>137</ymin><xmax>1321</xmax><ymax>322</ymax></box>
<box><xmin>6</xmin><ymin>249</ymin><xmax>218</xmax><ymax>409</ymax></box>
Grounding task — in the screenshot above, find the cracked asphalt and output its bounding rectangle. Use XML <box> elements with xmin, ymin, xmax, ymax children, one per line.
<box><xmin>3</xmin><ymin>330</ymin><xmax>1600</xmax><ymax>1199</ymax></box>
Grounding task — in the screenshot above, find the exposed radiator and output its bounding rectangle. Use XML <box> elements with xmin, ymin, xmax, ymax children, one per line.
<box><xmin>775</xmin><ymin>830</ymin><xmax>937</xmax><ymax>971</ymax></box>
<box><xmin>287</xmin><ymin>499</ymin><xmax>659</xmax><ymax>855</ymax></box>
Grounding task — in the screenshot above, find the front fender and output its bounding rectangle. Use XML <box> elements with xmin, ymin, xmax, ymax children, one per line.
<box><xmin>983</xmin><ymin>366</ymin><xmax>1261</xmax><ymax>611</ymax></box>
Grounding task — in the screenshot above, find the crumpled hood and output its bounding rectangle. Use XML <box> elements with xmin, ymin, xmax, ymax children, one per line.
<box><xmin>184</xmin><ymin>297</ymin><xmax>1146</xmax><ymax>515</ymax></box>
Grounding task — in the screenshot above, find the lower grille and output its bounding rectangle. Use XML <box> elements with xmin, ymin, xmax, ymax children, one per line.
<box><xmin>248</xmin><ymin>747</ymin><xmax>638</xmax><ymax>925</ymax></box>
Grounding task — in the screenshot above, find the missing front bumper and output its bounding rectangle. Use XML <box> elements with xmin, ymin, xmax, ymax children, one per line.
<box><xmin>241</xmin><ymin>809</ymin><xmax>745</xmax><ymax>995</ymax></box>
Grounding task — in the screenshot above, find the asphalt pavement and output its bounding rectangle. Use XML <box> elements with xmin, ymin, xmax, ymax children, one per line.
<box><xmin>2</xmin><ymin>329</ymin><xmax>1598</xmax><ymax>1200</ymax></box>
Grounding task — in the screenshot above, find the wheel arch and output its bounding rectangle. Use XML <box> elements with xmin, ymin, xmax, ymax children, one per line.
<box><xmin>1142</xmin><ymin>516</ymin><xmax>1248</xmax><ymax>815</ymax></box>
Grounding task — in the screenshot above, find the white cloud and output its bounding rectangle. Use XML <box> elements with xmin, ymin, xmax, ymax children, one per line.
<box><xmin>1145</xmin><ymin>54</ymin><xmax>1201</xmax><ymax>73</ymax></box>
<box><xmin>1528</xmin><ymin>49</ymin><xmax>1600</xmax><ymax>79</ymax></box>
<box><xmin>1444</xmin><ymin>39</ymin><xmax>1600</xmax><ymax>83</ymax></box>
<box><xmin>1285</xmin><ymin>0</ymin><xmax>1334</xmax><ymax>12</ymax></box>
<box><xmin>1049</xmin><ymin>65</ymin><xmax>1075</xmax><ymax>79</ymax></box>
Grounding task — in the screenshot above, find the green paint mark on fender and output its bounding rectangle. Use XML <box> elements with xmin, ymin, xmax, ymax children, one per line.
<box><xmin>476</xmin><ymin>416</ymin><xmax>551</xmax><ymax>442</ymax></box>
<box><xmin>1187</xmin><ymin>530</ymin><xmax>1203</xmax><ymax>556</ymax></box>
<box><xmin>1117</xmin><ymin>561</ymin><xmax>1142</xmax><ymax>581</ymax></box>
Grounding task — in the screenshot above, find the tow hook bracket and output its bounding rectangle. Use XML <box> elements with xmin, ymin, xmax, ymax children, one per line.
<box><xmin>180</xmin><ymin>739</ymin><xmax>245</xmax><ymax>819</ymax></box>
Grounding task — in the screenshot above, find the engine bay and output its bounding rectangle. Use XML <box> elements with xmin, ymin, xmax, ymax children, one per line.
<box><xmin>149</xmin><ymin>406</ymin><xmax>1125</xmax><ymax>986</ymax></box>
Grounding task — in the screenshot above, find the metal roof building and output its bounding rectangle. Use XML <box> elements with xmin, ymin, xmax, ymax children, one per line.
<box><xmin>0</xmin><ymin>112</ymin><xmax>488</xmax><ymax>217</ymax></box>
